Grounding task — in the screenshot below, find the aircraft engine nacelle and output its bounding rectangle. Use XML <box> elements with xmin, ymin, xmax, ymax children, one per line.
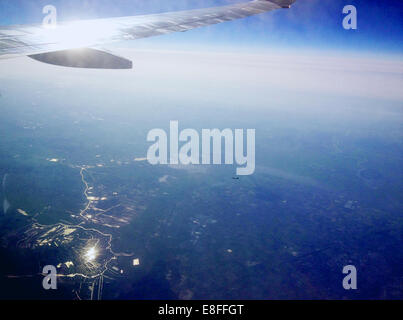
<box><xmin>29</xmin><ymin>48</ymin><xmax>133</xmax><ymax>69</ymax></box>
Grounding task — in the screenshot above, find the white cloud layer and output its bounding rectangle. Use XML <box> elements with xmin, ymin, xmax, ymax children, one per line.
<box><xmin>1</xmin><ymin>48</ymin><xmax>402</xmax><ymax>112</ymax></box>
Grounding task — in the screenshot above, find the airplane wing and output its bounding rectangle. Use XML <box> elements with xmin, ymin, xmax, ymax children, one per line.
<box><xmin>0</xmin><ymin>0</ymin><xmax>296</xmax><ymax>68</ymax></box>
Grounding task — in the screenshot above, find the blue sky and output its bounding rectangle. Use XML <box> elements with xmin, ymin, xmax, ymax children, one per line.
<box><xmin>0</xmin><ymin>0</ymin><xmax>402</xmax><ymax>54</ymax></box>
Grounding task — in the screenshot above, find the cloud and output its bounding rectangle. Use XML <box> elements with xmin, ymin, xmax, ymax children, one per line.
<box><xmin>1</xmin><ymin>48</ymin><xmax>402</xmax><ymax>111</ymax></box>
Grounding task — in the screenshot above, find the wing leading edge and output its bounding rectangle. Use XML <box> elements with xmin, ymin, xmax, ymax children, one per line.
<box><xmin>0</xmin><ymin>0</ymin><xmax>296</xmax><ymax>68</ymax></box>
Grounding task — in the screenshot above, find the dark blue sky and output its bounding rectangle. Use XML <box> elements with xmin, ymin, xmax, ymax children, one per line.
<box><xmin>0</xmin><ymin>0</ymin><xmax>402</xmax><ymax>54</ymax></box>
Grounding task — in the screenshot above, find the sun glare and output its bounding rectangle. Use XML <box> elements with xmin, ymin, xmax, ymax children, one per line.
<box><xmin>84</xmin><ymin>246</ymin><xmax>98</xmax><ymax>262</ymax></box>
